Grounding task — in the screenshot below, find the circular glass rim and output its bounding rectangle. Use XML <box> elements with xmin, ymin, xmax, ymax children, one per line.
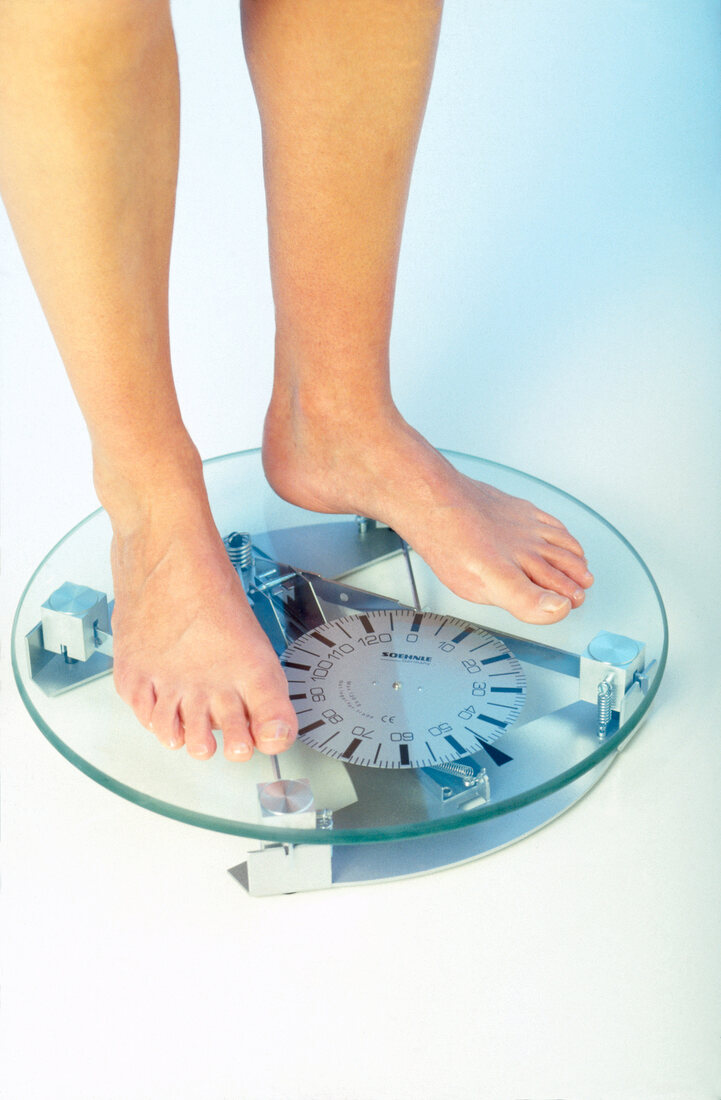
<box><xmin>11</xmin><ymin>447</ymin><xmax>668</xmax><ymax>845</ymax></box>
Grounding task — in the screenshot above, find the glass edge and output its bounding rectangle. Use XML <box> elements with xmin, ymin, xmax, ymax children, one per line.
<box><xmin>10</xmin><ymin>447</ymin><xmax>669</xmax><ymax>846</ymax></box>
<box><xmin>202</xmin><ymin>446</ymin><xmax>261</xmax><ymax>466</ymax></box>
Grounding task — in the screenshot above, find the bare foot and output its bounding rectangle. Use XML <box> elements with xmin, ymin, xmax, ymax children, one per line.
<box><xmin>263</xmin><ymin>396</ymin><xmax>593</xmax><ymax>625</ymax></box>
<box><xmin>96</xmin><ymin>446</ymin><xmax>297</xmax><ymax>760</ymax></box>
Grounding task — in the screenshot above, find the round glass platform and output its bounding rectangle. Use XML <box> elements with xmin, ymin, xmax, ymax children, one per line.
<box><xmin>12</xmin><ymin>449</ymin><xmax>667</xmax><ymax>854</ymax></box>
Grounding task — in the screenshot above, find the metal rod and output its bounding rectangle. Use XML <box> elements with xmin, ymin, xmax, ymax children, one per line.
<box><xmin>304</xmin><ymin>577</ymin><xmax>329</xmax><ymax>624</ymax></box>
<box><xmin>402</xmin><ymin>542</ymin><xmax>422</xmax><ymax>612</ymax></box>
<box><xmin>265</xmin><ymin>594</ymin><xmax>291</xmax><ymax>647</ymax></box>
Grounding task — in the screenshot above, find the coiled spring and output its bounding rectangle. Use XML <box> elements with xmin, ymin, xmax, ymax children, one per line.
<box><xmin>224</xmin><ymin>531</ymin><xmax>253</xmax><ymax>572</ymax></box>
<box><xmin>435</xmin><ymin>760</ymin><xmax>477</xmax><ymax>786</ymax></box>
<box><xmin>597</xmin><ymin>675</ymin><xmax>615</xmax><ymax>740</ymax></box>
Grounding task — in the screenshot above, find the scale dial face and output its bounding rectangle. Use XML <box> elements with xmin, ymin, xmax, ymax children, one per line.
<box><xmin>281</xmin><ymin>609</ymin><xmax>526</xmax><ymax>769</ymax></box>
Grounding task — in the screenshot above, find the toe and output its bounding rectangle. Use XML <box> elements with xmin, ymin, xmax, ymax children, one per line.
<box><xmin>222</xmin><ymin>723</ymin><xmax>254</xmax><ymax>761</ymax></box>
<box><xmin>149</xmin><ymin>691</ymin><xmax>184</xmax><ymax>749</ymax></box>
<box><xmin>534</xmin><ymin>506</ymin><xmax>566</xmax><ymax>529</ymax></box>
<box><xmin>538</xmin><ymin>544</ymin><xmax>594</xmax><ymax>588</ymax></box>
<box><xmin>117</xmin><ymin>673</ymin><xmax>156</xmax><ymax>730</ymax></box>
<box><xmin>253</xmin><ymin>718</ymin><xmax>297</xmax><ymax>755</ymax></box>
<box><xmin>242</xmin><ymin>657</ymin><xmax>298</xmax><ymax>755</ymax></box>
<box><xmin>525</xmin><ymin>556</ymin><xmax>587</xmax><ymax>608</ymax></box>
<box><xmin>538</xmin><ymin>520</ymin><xmax>586</xmax><ymax>560</ymax></box>
<box><xmin>480</xmin><ymin>560</ymin><xmax>573</xmax><ymax>624</ymax></box>
<box><xmin>132</xmin><ymin>681</ymin><xmax>157</xmax><ymax>729</ymax></box>
<box><xmin>211</xmin><ymin>694</ymin><xmax>254</xmax><ymax>761</ymax></box>
<box><xmin>511</xmin><ymin>582</ymin><xmax>573</xmax><ymax>623</ymax></box>
<box><xmin>180</xmin><ymin>696</ymin><xmax>216</xmax><ymax>760</ymax></box>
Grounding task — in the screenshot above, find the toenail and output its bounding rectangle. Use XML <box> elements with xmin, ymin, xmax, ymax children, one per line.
<box><xmin>168</xmin><ymin>736</ymin><xmax>182</xmax><ymax>748</ymax></box>
<box><xmin>539</xmin><ymin>593</ymin><xmax>571</xmax><ymax>613</ymax></box>
<box><xmin>259</xmin><ymin>721</ymin><xmax>293</xmax><ymax>745</ymax></box>
<box><xmin>229</xmin><ymin>742</ymin><xmax>251</xmax><ymax>758</ymax></box>
<box><xmin>573</xmin><ymin>588</ymin><xmax>584</xmax><ymax>601</ymax></box>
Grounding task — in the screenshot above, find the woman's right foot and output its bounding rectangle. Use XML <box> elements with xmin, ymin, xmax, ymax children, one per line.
<box><xmin>95</xmin><ymin>444</ymin><xmax>297</xmax><ymax>761</ymax></box>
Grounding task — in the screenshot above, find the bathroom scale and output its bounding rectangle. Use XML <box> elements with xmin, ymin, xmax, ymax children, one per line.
<box><xmin>11</xmin><ymin>449</ymin><xmax>667</xmax><ymax>896</ymax></box>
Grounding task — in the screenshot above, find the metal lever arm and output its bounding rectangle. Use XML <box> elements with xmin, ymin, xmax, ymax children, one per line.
<box><xmin>245</xmin><ymin>552</ymin><xmax>413</xmax><ymax>653</ymax></box>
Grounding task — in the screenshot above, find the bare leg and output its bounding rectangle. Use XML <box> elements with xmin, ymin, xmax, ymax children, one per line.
<box><xmin>0</xmin><ymin>0</ymin><xmax>296</xmax><ymax>759</ymax></box>
<box><xmin>244</xmin><ymin>0</ymin><xmax>593</xmax><ymax>624</ymax></box>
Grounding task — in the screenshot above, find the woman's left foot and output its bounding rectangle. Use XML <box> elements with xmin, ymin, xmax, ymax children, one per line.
<box><xmin>263</xmin><ymin>394</ymin><xmax>593</xmax><ymax>626</ymax></box>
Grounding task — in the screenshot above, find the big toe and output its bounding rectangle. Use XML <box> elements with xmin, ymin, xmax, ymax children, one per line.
<box><xmin>244</xmin><ymin>668</ymin><xmax>299</xmax><ymax>756</ymax></box>
<box><xmin>253</xmin><ymin>718</ymin><xmax>297</xmax><ymax>755</ymax></box>
<box><xmin>532</xmin><ymin>590</ymin><xmax>573</xmax><ymax>622</ymax></box>
<box><xmin>485</xmin><ymin>565</ymin><xmax>573</xmax><ymax>624</ymax></box>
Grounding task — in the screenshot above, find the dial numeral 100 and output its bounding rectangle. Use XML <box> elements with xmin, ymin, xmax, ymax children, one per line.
<box><xmin>311</xmin><ymin>644</ymin><xmax>354</xmax><ymax>679</ymax></box>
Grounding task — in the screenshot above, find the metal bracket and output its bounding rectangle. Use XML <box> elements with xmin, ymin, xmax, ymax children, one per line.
<box><xmin>243</xmin><ymin>842</ymin><xmax>333</xmax><ymax>897</ymax></box>
<box><xmin>231</xmin><ymin>776</ymin><xmax>334</xmax><ymax>896</ymax></box>
<box><xmin>419</xmin><ymin>758</ymin><xmax>491</xmax><ymax>809</ymax></box>
<box><xmin>579</xmin><ymin>631</ymin><xmax>649</xmax><ymax>738</ymax></box>
<box><xmin>26</xmin><ymin>582</ymin><xmax>114</xmax><ymax>696</ymax></box>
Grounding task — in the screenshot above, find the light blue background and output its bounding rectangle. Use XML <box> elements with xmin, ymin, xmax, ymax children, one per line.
<box><xmin>1</xmin><ymin>3</ymin><xmax>720</xmax><ymax>1097</ymax></box>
